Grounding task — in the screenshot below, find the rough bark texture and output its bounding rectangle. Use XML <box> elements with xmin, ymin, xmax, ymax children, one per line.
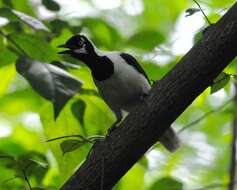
<box><xmin>61</xmin><ymin>3</ymin><xmax>237</xmax><ymax>190</ymax></box>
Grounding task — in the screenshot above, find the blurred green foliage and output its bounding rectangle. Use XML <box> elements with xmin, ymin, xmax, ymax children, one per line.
<box><xmin>0</xmin><ymin>0</ymin><xmax>236</xmax><ymax>189</ymax></box>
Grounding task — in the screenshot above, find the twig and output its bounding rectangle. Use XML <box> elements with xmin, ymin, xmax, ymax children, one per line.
<box><xmin>22</xmin><ymin>169</ymin><xmax>32</xmax><ymax>190</ymax></box>
<box><xmin>192</xmin><ymin>0</ymin><xmax>212</xmax><ymax>25</ymax></box>
<box><xmin>46</xmin><ymin>134</ymin><xmax>86</xmax><ymax>142</ymax></box>
<box><xmin>178</xmin><ymin>98</ymin><xmax>233</xmax><ymax>133</ymax></box>
<box><xmin>2</xmin><ymin>176</ymin><xmax>19</xmax><ymax>184</ymax></box>
<box><xmin>0</xmin><ymin>30</ymin><xmax>28</xmax><ymax>56</ymax></box>
<box><xmin>228</xmin><ymin>84</ymin><xmax>237</xmax><ymax>190</ymax></box>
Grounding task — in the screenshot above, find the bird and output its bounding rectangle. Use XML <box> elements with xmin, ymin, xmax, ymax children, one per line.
<box><xmin>58</xmin><ymin>34</ymin><xmax>180</xmax><ymax>152</ymax></box>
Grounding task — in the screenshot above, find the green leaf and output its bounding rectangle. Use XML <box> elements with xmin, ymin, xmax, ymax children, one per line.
<box><xmin>16</xmin><ymin>151</ymin><xmax>48</xmax><ymax>169</ymax></box>
<box><xmin>0</xmin><ymin>7</ymin><xmax>19</xmax><ymax>20</ymax></box>
<box><xmin>114</xmin><ymin>165</ymin><xmax>145</xmax><ymax>190</ymax></box>
<box><xmin>149</xmin><ymin>177</ymin><xmax>183</xmax><ymax>190</ymax></box>
<box><xmin>0</xmin><ymin>64</ymin><xmax>16</xmax><ymax>96</ymax></box>
<box><xmin>41</xmin><ymin>101</ymin><xmax>90</xmax><ymax>185</ymax></box>
<box><xmin>0</xmin><ymin>47</ymin><xmax>17</xmax><ymax>67</ymax></box>
<box><xmin>42</xmin><ymin>0</ymin><xmax>60</xmax><ymax>11</ymax></box>
<box><xmin>2</xmin><ymin>0</ymin><xmax>14</xmax><ymax>8</ymax></box>
<box><xmin>16</xmin><ymin>57</ymin><xmax>83</xmax><ymax>119</ymax></box>
<box><xmin>211</xmin><ymin>72</ymin><xmax>230</xmax><ymax>94</ymax></box>
<box><xmin>81</xmin><ymin>17</ymin><xmax>122</xmax><ymax>49</ymax></box>
<box><xmin>71</xmin><ymin>99</ymin><xmax>86</xmax><ymax>126</ymax></box>
<box><xmin>60</xmin><ymin>140</ymin><xmax>86</xmax><ymax>155</ymax></box>
<box><xmin>193</xmin><ymin>30</ymin><xmax>203</xmax><ymax>43</ymax></box>
<box><xmin>127</xmin><ymin>30</ymin><xmax>165</xmax><ymax>51</ymax></box>
<box><xmin>49</xmin><ymin>19</ymin><xmax>68</xmax><ymax>34</ymax></box>
<box><xmin>9</xmin><ymin>33</ymin><xmax>58</xmax><ymax>62</ymax></box>
<box><xmin>143</xmin><ymin>0</ymin><xmax>187</xmax><ymax>32</ymax></box>
<box><xmin>0</xmin><ymin>154</ymin><xmax>16</xmax><ymax>167</ymax></box>
<box><xmin>2</xmin><ymin>21</ymin><xmax>23</xmax><ymax>33</ymax></box>
<box><xmin>0</xmin><ymin>7</ymin><xmax>50</xmax><ymax>31</ymax></box>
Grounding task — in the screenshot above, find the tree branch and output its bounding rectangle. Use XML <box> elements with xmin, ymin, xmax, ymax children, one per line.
<box><xmin>61</xmin><ymin>3</ymin><xmax>237</xmax><ymax>190</ymax></box>
<box><xmin>178</xmin><ymin>98</ymin><xmax>233</xmax><ymax>133</ymax></box>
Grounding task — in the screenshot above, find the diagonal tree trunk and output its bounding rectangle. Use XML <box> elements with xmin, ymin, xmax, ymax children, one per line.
<box><xmin>61</xmin><ymin>3</ymin><xmax>237</xmax><ymax>190</ymax></box>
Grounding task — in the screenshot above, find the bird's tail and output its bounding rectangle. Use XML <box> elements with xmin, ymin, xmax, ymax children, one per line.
<box><xmin>159</xmin><ymin>127</ymin><xmax>180</xmax><ymax>152</ymax></box>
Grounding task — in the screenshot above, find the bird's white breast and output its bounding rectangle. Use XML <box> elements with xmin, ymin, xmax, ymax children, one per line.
<box><xmin>94</xmin><ymin>52</ymin><xmax>151</xmax><ymax>112</ymax></box>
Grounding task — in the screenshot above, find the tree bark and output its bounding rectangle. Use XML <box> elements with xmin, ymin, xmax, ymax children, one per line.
<box><xmin>61</xmin><ymin>3</ymin><xmax>237</xmax><ymax>190</ymax></box>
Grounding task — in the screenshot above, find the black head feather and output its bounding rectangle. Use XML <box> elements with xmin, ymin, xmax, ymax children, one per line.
<box><xmin>58</xmin><ymin>34</ymin><xmax>95</xmax><ymax>55</ymax></box>
<box><xmin>64</xmin><ymin>35</ymin><xmax>88</xmax><ymax>50</ymax></box>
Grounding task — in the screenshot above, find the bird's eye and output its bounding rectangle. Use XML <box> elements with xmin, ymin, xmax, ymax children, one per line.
<box><xmin>78</xmin><ymin>40</ymin><xmax>83</xmax><ymax>46</ymax></box>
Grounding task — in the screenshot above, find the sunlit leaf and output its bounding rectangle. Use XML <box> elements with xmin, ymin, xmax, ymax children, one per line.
<box><xmin>211</xmin><ymin>72</ymin><xmax>230</xmax><ymax>94</ymax></box>
<box><xmin>81</xmin><ymin>17</ymin><xmax>122</xmax><ymax>48</ymax></box>
<box><xmin>0</xmin><ymin>48</ymin><xmax>17</xmax><ymax>67</ymax></box>
<box><xmin>16</xmin><ymin>57</ymin><xmax>83</xmax><ymax>118</ymax></box>
<box><xmin>209</xmin><ymin>0</ymin><xmax>236</xmax><ymax>8</ymax></box>
<box><xmin>60</xmin><ymin>140</ymin><xmax>86</xmax><ymax>155</ymax></box>
<box><xmin>114</xmin><ymin>165</ymin><xmax>145</xmax><ymax>190</ymax></box>
<box><xmin>0</xmin><ymin>64</ymin><xmax>16</xmax><ymax>96</ymax></box>
<box><xmin>71</xmin><ymin>99</ymin><xmax>86</xmax><ymax>127</ymax></box>
<box><xmin>0</xmin><ymin>154</ymin><xmax>16</xmax><ymax>167</ymax></box>
<box><xmin>41</xmin><ymin>101</ymin><xmax>90</xmax><ymax>186</ymax></box>
<box><xmin>149</xmin><ymin>177</ymin><xmax>183</xmax><ymax>190</ymax></box>
<box><xmin>2</xmin><ymin>21</ymin><xmax>23</xmax><ymax>33</ymax></box>
<box><xmin>143</xmin><ymin>0</ymin><xmax>187</xmax><ymax>32</ymax></box>
<box><xmin>9</xmin><ymin>33</ymin><xmax>58</xmax><ymax>62</ymax></box>
<box><xmin>49</xmin><ymin>19</ymin><xmax>68</xmax><ymax>34</ymax></box>
<box><xmin>42</xmin><ymin>0</ymin><xmax>60</xmax><ymax>11</ymax></box>
<box><xmin>127</xmin><ymin>30</ymin><xmax>165</xmax><ymax>51</ymax></box>
<box><xmin>0</xmin><ymin>8</ymin><xmax>19</xmax><ymax>20</ymax></box>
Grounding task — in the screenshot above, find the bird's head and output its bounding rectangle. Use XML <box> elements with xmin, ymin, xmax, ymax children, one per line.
<box><xmin>58</xmin><ymin>35</ymin><xmax>94</xmax><ymax>56</ymax></box>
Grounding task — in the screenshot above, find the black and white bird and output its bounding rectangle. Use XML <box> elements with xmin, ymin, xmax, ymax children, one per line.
<box><xmin>58</xmin><ymin>34</ymin><xmax>180</xmax><ymax>152</ymax></box>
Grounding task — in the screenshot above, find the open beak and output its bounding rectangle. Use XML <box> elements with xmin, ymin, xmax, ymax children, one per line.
<box><xmin>57</xmin><ymin>44</ymin><xmax>71</xmax><ymax>54</ymax></box>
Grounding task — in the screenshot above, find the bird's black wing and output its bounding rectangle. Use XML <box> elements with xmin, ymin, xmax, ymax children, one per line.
<box><xmin>120</xmin><ymin>53</ymin><xmax>150</xmax><ymax>83</ymax></box>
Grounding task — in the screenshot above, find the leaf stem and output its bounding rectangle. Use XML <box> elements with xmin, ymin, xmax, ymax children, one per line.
<box><xmin>46</xmin><ymin>134</ymin><xmax>86</xmax><ymax>142</ymax></box>
<box><xmin>22</xmin><ymin>169</ymin><xmax>32</xmax><ymax>190</ymax></box>
<box><xmin>178</xmin><ymin>98</ymin><xmax>233</xmax><ymax>133</ymax></box>
<box><xmin>192</xmin><ymin>0</ymin><xmax>212</xmax><ymax>25</ymax></box>
<box><xmin>0</xmin><ymin>30</ymin><xmax>28</xmax><ymax>56</ymax></box>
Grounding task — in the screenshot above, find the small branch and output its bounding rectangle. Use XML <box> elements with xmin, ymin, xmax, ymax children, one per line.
<box><xmin>178</xmin><ymin>98</ymin><xmax>233</xmax><ymax>133</ymax></box>
<box><xmin>22</xmin><ymin>169</ymin><xmax>32</xmax><ymax>190</ymax></box>
<box><xmin>228</xmin><ymin>84</ymin><xmax>237</xmax><ymax>190</ymax></box>
<box><xmin>2</xmin><ymin>176</ymin><xmax>19</xmax><ymax>184</ymax></box>
<box><xmin>0</xmin><ymin>30</ymin><xmax>28</xmax><ymax>56</ymax></box>
<box><xmin>46</xmin><ymin>135</ymin><xmax>86</xmax><ymax>142</ymax></box>
<box><xmin>193</xmin><ymin>0</ymin><xmax>212</xmax><ymax>25</ymax></box>
<box><xmin>46</xmin><ymin>135</ymin><xmax>105</xmax><ymax>144</ymax></box>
